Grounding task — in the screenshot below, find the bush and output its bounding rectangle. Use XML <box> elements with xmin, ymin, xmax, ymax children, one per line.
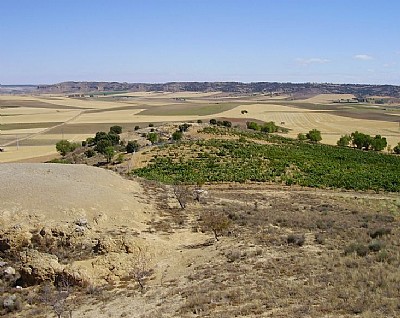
<box><xmin>246</xmin><ymin>121</ymin><xmax>260</xmax><ymax>131</ymax></box>
<box><xmin>197</xmin><ymin>119</ymin><xmax>203</xmax><ymax>124</ymax></box>
<box><xmin>369</xmin><ymin>228</ymin><xmax>391</xmax><ymax>238</ymax></box>
<box><xmin>393</xmin><ymin>142</ymin><xmax>400</xmax><ymax>154</ymax></box>
<box><xmin>287</xmin><ymin>234</ymin><xmax>305</xmax><ymax>246</ymax></box>
<box><xmin>179</xmin><ymin>123</ymin><xmax>191</xmax><ymax>132</ymax></box>
<box><xmin>306</xmin><ymin>129</ymin><xmax>322</xmax><ymax>142</ymax></box>
<box><xmin>134</xmin><ymin>125</ymin><xmax>140</xmax><ymax>131</ymax></box>
<box><xmin>126</xmin><ymin>140</ymin><xmax>140</xmax><ymax>153</ymax></box>
<box><xmin>261</xmin><ymin>121</ymin><xmax>278</xmax><ymax>133</ymax></box>
<box><xmin>147</xmin><ymin>132</ymin><xmax>159</xmax><ymax>144</ymax></box>
<box><xmin>56</xmin><ymin>140</ymin><xmax>78</xmax><ymax>156</ymax></box>
<box><xmin>222</xmin><ymin>120</ymin><xmax>232</xmax><ymax>128</ymax></box>
<box><xmin>337</xmin><ymin>134</ymin><xmax>352</xmax><ymax>147</ymax></box>
<box><xmin>84</xmin><ymin>149</ymin><xmax>96</xmax><ymax>158</ymax></box>
<box><xmin>368</xmin><ymin>240</ymin><xmax>384</xmax><ymax>252</ymax></box>
<box><xmin>172</xmin><ymin>130</ymin><xmax>183</xmax><ymax>141</ymax></box>
<box><xmin>148</xmin><ymin>123</ymin><xmax>154</xmax><ymax>127</ymax></box>
<box><xmin>297</xmin><ymin>133</ymin><xmax>307</xmax><ymax>141</ymax></box>
<box><xmin>344</xmin><ymin>243</ymin><xmax>369</xmax><ymax>257</ymax></box>
<box><xmin>109</xmin><ymin>125</ymin><xmax>122</xmax><ymax>135</ymax></box>
<box><xmin>209</xmin><ymin>119</ymin><xmax>217</xmax><ymax>125</ymax></box>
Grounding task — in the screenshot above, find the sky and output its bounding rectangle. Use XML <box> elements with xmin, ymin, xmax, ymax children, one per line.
<box><xmin>1</xmin><ymin>0</ymin><xmax>399</xmax><ymax>85</ymax></box>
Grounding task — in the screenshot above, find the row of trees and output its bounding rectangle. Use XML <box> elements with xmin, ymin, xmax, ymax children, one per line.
<box><xmin>337</xmin><ymin>131</ymin><xmax>388</xmax><ymax>151</ymax></box>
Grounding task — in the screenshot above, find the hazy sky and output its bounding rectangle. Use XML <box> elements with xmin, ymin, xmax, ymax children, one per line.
<box><xmin>1</xmin><ymin>0</ymin><xmax>399</xmax><ymax>85</ymax></box>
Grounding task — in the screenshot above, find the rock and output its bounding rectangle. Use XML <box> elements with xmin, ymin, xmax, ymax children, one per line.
<box><xmin>18</xmin><ymin>250</ymin><xmax>64</xmax><ymax>286</ymax></box>
<box><xmin>3</xmin><ymin>294</ymin><xmax>16</xmax><ymax>311</ymax></box>
<box><xmin>75</xmin><ymin>218</ymin><xmax>89</xmax><ymax>227</ymax></box>
<box><xmin>4</xmin><ymin>266</ymin><xmax>15</xmax><ymax>276</ymax></box>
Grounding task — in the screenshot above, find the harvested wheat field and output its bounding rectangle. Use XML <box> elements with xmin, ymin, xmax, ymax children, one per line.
<box><xmin>1</xmin><ymin>93</ymin><xmax>399</xmax><ymax>162</ymax></box>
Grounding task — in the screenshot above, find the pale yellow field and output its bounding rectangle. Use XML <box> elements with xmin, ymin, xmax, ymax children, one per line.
<box><xmin>302</xmin><ymin>93</ymin><xmax>356</xmax><ymax>103</ymax></box>
<box><xmin>1</xmin><ymin>93</ymin><xmax>399</xmax><ymax>162</ymax></box>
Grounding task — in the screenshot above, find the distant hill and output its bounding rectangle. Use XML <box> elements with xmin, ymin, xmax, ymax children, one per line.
<box><xmin>35</xmin><ymin>81</ymin><xmax>400</xmax><ymax>98</ymax></box>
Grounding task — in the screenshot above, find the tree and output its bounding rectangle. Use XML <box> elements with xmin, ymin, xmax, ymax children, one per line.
<box><xmin>297</xmin><ymin>133</ymin><xmax>307</xmax><ymax>141</ymax></box>
<box><xmin>306</xmin><ymin>129</ymin><xmax>322</xmax><ymax>142</ymax></box>
<box><xmin>337</xmin><ymin>134</ymin><xmax>352</xmax><ymax>147</ymax></box>
<box><xmin>173</xmin><ymin>184</ymin><xmax>191</xmax><ymax>209</ymax></box>
<box><xmin>109</xmin><ymin>125</ymin><xmax>122</xmax><ymax>135</ymax></box>
<box><xmin>95</xmin><ymin>139</ymin><xmax>112</xmax><ymax>154</ymax></box>
<box><xmin>126</xmin><ymin>140</ymin><xmax>140</xmax><ymax>153</ymax></box>
<box><xmin>222</xmin><ymin>120</ymin><xmax>232</xmax><ymax>128</ymax></box>
<box><xmin>241</xmin><ymin>110</ymin><xmax>248</xmax><ymax>114</ymax></box>
<box><xmin>94</xmin><ymin>131</ymin><xmax>109</xmax><ymax>143</ymax></box>
<box><xmin>246</xmin><ymin>121</ymin><xmax>260</xmax><ymax>131</ymax></box>
<box><xmin>130</xmin><ymin>249</ymin><xmax>152</xmax><ymax>292</ymax></box>
<box><xmin>107</xmin><ymin>132</ymin><xmax>120</xmax><ymax>146</ymax></box>
<box><xmin>134</xmin><ymin>125</ymin><xmax>140</xmax><ymax>131</ymax></box>
<box><xmin>209</xmin><ymin>119</ymin><xmax>217</xmax><ymax>125</ymax></box>
<box><xmin>104</xmin><ymin>146</ymin><xmax>115</xmax><ymax>163</ymax></box>
<box><xmin>351</xmin><ymin>131</ymin><xmax>372</xmax><ymax>150</ymax></box>
<box><xmin>178</xmin><ymin>123</ymin><xmax>191</xmax><ymax>132</ymax></box>
<box><xmin>371</xmin><ymin>135</ymin><xmax>387</xmax><ymax>151</ymax></box>
<box><xmin>201</xmin><ymin>210</ymin><xmax>231</xmax><ymax>241</ymax></box>
<box><xmin>172</xmin><ymin>130</ymin><xmax>183</xmax><ymax>141</ymax></box>
<box><xmin>147</xmin><ymin>132</ymin><xmax>159</xmax><ymax>144</ymax></box>
<box><xmin>56</xmin><ymin>140</ymin><xmax>78</xmax><ymax>156</ymax></box>
<box><xmin>261</xmin><ymin>121</ymin><xmax>278</xmax><ymax>133</ymax></box>
<box><xmin>393</xmin><ymin>142</ymin><xmax>400</xmax><ymax>154</ymax></box>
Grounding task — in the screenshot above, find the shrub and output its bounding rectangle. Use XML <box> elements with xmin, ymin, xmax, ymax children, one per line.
<box><xmin>337</xmin><ymin>134</ymin><xmax>352</xmax><ymax>147</ymax></box>
<box><xmin>306</xmin><ymin>129</ymin><xmax>322</xmax><ymax>142</ymax></box>
<box><xmin>209</xmin><ymin>119</ymin><xmax>217</xmax><ymax>125</ymax></box>
<box><xmin>369</xmin><ymin>228</ymin><xmax>391</xmax><ymax>238</ymax></box>
<box><xmin>148</xmin><ymin>123</ymin><xmax>154</xmax><ymax>127</ymax></box>
<box><xmin>287</xmin><ymin>234</ymin><xmax>305</xmax><ymax>246</ymax></box>
<box><xmin>246</xmin><ymin>121</ymin><xmax>259</xmax><ymax>131</ymax></box>
<box><xmin>393</xmin><ymin>142</ymin><xmax>400</xmax><ymax>154</ymax></box>
<box><xmin>109</xmin><ymin>125</ymin><xmax>122</xmax><ymax>135</ymax></box>
<box><xmin>368</xmin><ymin>240</ymin><xmax>384</xmax><ymax>252</ymax></box>
<box><xmin>222</xmin><ymin>120</ymin><xmax>232</xmax><ymax>128</ymax></box>
<box><xmin>172</xmin><ymin>130</ymin><xmax>183</xmax><ymax>141</ymax></box>
<box><xmin>134</xmin><ymin>125</ymin><xmax>140</xmax><ymax>131</ymax></box>
<box><xmin>344</xmin><ymin>243</ymin><xmax>369</xmax><ymax>257</ymax></box>
<box><xmin>201</xmin><ymin>210</ymin><xmax>231</xmax><ymax>241</ymax></box>
<box><xmin>126</xmin><ymin>140</ymin><xmax>140</xmax><ymax>153</ymax></box>
<box><xmin>297</xmin><ymin>133</ymin><xmax>307</xmax><ymax>141</ymax></box>
<box><xmin>179</xmin><ymin>123</ymin><xmax>191</xmax><ymax>132</ymax></box>
<box><xmin>55</xmin><ymin>140</ymin><xmax>78</xmax><ymax>156</ymax></box>
<box><xmin>147</xmin><ymin>132</ymin><xmax>159</xmax><ymax>144</ymax></box>
<box><xmin>261</xmin><ymin>121</ymin><xmax>278</xmax><ymax>133</ymax></box>
<box><xmin>84</xmin><ymin>149</ymin><xmax>96</xmax><ymax>158</ymax></box>
<box><xmin>197</xmin><ymin>119</ymin><xmax>203</xmax><ymax>124</ymax></box>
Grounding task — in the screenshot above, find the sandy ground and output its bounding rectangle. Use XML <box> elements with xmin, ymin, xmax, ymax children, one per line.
<box><xmin>0</xmin><ymin>164</ymin><xmax>150</xmax><ymax>230</ymax></box>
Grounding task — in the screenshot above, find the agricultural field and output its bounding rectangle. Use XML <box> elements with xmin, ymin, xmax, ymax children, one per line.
<box><xmin>1</xmin><ymin>92</ymin><xmax>400</xmax><ymax>162</ymax></box>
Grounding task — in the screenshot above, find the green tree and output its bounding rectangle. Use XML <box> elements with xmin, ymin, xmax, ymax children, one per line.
<box><xmin>178</xmin><ymin>123</ymin><xmax>191</xmax><ymax>132</ymax></box>
<box><xmin>94</xmin><ymin>131</ymin><xmax>109</xmax><ymax>143</ymax></box>
<box><xmin>393</xmin><ymin>142</ymin><xmax>400</xmax><ymax>154</ymax></box>
<box><xmin>351</xmin><ymin>131</ymin><xmax>372</xmax><ymax>150</ymax></box>
<box><xmin>172</xmin><ymin>130</ymin><xmax>183</xmax><ymax>141</ymax></box>
<box><xmin>261</xmin><ymin>121</ymin><xmax>278</xmax><ymax>133</ymax></box>
<box><xmin>107</xmin><ymin>132</ymin><xmax>120</xmax><ymax>145</ymax></box>
<box><xmin>222</xmin><ymin>120</ymin><xmax>232</xmax><ymax>128</ymax></box>
<box><xmin>104</xmin><ymin>146</ymin><xmax>115</xmax><ymax>163</ymax></box>
<box><xmin>147</xmin><ymin>132</ymin><xmax>159</xmax><ymax>144</ymax></box>
<box><xmin>209</xmin><ymin>119</ymin><xmax>217</xmax><ymax>125</ymax></box>
<box><xmin>370</xmin><ymin>135</ymin><xmax>387</xmax><ymax>151</ymax></box>
<box><xmin>126</xmin><ymin>140</ymin><xmax>140</xmax><ymax>153</ymax></box>
<box><xmin>109</xmin><ymin>125</ymin><xmax>122</xmax><ymax>135</ymax></box>
<box><xmin>246</xmin><ymin>121</ymin><xmax>260</xmax><ymax>131</ymax></box>
<box><xmin>95</xmin><ymin>139</ymin><xmax>112</xmax><ymax>154</ymax></box>
<box><xmin>297</xmin><ymin>133</ymin><xmax>307</xmax><ymax>141</ymax></box>
<box><xmin>56</xmin><ymin>140</ymin><xmax>74</xmax><ymax>156</ymax></box>
<box><xmin>337</xmin><ymin>134</ymin><xmax>352</xmax><ymax>147</ymax></box>
<box><xmin>306</xmin><ymin>129</ymin><xmax>322</xmax><ymax>142</ymax></box>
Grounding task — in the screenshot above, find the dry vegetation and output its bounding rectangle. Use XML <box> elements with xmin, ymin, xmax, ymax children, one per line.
<box><xmin>1</xmin><ymin>167</ymin><xmax>400</xmax><ymax>317</ymax></box>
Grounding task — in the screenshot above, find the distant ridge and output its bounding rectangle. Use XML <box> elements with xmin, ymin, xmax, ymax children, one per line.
<box><xmin>36</xmin><ymin>81</ymin><xmax>400</xmax><ymax>98</ymax></box>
